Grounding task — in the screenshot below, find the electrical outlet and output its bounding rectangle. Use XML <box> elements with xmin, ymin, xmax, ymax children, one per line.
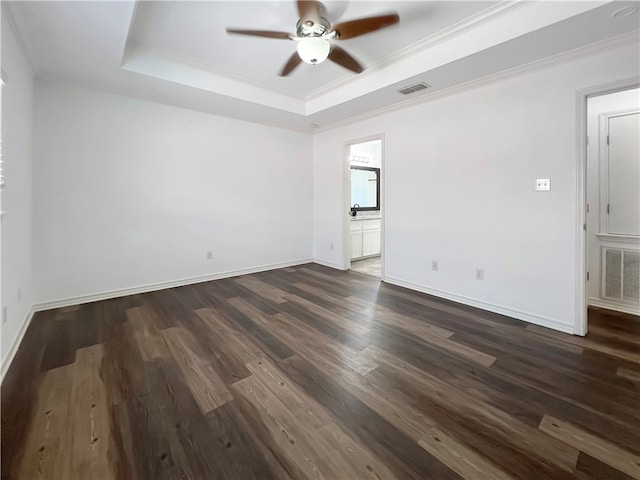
<box><xmin>17</xmin><ymin>288</ymin><xmax>21</xmax><ymax>303</ymax></box>
<box><xmin>432</xmin><ymin>261</ymin><xmax>438</xmax><ymax>271</ymax></box>
<box><xmin>330</xmin><ymin>242</ymin><xmax>334</xmax><ymax>250</ymax></box>
<box><xmin>206</xmin><ymin>250</ymin><xmax>213</xmax><ymax>260</ymax></box>
<box><xmin>475</xmin><ymin>268</ymin><xmax>484</xmax><ymax>280</ymax></box>
<box><xmin>2</xmin><ymin>307</ymin><xmax>7</xmax><ymax>325</ymax></box>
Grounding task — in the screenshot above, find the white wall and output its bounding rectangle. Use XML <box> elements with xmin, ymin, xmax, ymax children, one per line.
<box><xmin>313</xmin><ymin>42</ymin><xmax>640</xmax><ymax>333</ymax></box>
<box><xmin>350</xmin><ymin>140</ymin><xmax>382</xmax><ymax>168</ymax></box>
<box><xmin>586</xmin><ymin>88</ymin><xmax>640</xmax><ymax>307</ymax></box>
<box><xmin>1</xmin><ymin>12</ymin><xmax>34</xmax><ymax>372</ymax></box>
<box><xmin>33</xmin><ymin>82</ymin><xmax>312</xmax><ymax>305</ymax></box>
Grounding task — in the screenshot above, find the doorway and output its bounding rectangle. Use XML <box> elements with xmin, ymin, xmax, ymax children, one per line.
<box><xmin>581</xmin><ymin>85</ymin><xmax>640</xmax><ymax>334</ymax></box>
<box><xmin>344</xmin><ymin>136</ymin><xmax>384</xmax><ymax>279</ymax></box>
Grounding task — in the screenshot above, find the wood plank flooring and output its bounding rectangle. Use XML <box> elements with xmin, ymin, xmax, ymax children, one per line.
<box><xmin>2</xmin><ymin>263</ymin><xmax>639</xmax><ymax>479</ymax></box>
<box><xmin>350</xmin><ymin>256</ymin><xmax>381</xmax><ymax>278</ymax></box>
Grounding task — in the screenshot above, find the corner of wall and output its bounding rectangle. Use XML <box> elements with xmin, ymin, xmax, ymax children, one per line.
<box><xmin>1</xmin><ymin>4</ymin><xmax>36</xmax><ymax>382</ymax></box>
<box><xmin>1</xmin><ymin>306</ymin><xmax>35</xmax><ymax>383</ymax></box>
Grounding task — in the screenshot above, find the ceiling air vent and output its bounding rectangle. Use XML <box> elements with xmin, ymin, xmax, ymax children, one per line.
<box><xmin>397</xmin><ymin>82</ymin><xmax>430</xmax><ymax>95</ymax></box>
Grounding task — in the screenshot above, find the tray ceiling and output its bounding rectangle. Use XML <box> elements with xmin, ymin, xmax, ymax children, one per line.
<box><xmin>5</xmin><ymin>1</ymin><xmax>640</xmax><ymax>132</ymax></box>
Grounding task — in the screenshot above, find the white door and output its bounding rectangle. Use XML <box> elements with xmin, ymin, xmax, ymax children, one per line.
<box><xmin>608</xmin><ymin>112</ymin><xmax>640</xmax><ymax>235</ymax></box>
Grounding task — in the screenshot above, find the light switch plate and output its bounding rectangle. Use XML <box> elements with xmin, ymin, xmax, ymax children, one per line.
<box><xmin>535</xmin><ymin>179</ymin><xmax>550</xmax><ymax>191</ymax></box>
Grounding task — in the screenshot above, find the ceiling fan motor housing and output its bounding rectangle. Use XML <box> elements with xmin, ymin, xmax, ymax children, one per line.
<box><xmin>296</xmin><ymin>16</ymin><xmax>331</xmax><ymax>38</ymax></box>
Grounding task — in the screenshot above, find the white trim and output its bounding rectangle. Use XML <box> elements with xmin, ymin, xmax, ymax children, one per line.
<box><xmin>589</xmin><ymin>298</ymin><xmax>640</xmax><ymax>316</ymax></box>
<box><xmin>352</xmin><ymin>253</ymin><xmax>381</xmax><ymax>262</ymax></box>
<box><xmin>123</xmin><ymin>42</ymin><xmax>308</xmax><ymax>103</ymax></box>
<box><xmin>117</xmin><ymin>0</ymin><xmax>532</xmax><ymax>104</ymax></box>
<box><xmin>33</xmin><ymin>258</ymin><xmax>312</xmax><ymax>312</ymax></box>
<box><xmin>3</xmin><ymin>258</ymin><xmax>311</xmax><ymax>380</ymax></box>
<box><xmin>384</xmin><ymin>276</ymin><xmax>576</xmax><ymax>335</ymax></box>
<box><xmin>35</xmin><ymin>76</ymin><xmax>314</xmax><ymax>135</ymax></box>
<box><xmin>316</xmin><ymin>31</ymin><xmax>639</xmax><ymax>134</ymax></box>
<box><xmin>31</xmin><ymin>30</ymin><xmax>639</xmax><ymax>135</ymax></box>
<box><xmin>342</xmin><ymin>140</ymin><xmax>352</xmax><ymax>271</ymax></box>
<box><xmin>576</xmin><ymin>86</ymin><xmax>589</xmax><ymax>336</ymax></box>
<box><xmin>306</xmin><ymin>0</ymin><xmax>530</xmax><ymax>100</ymax></box>
<box><xmin>380</xmin><ymin>135</ymin><xmax>386</xmax><ymax>282</ymax></box>
<box><xmin>343</xmin><ymin>134</ymin><xmax>385</xmax><ymax>278</ymax></box>
<box><xmin>312</xmin><ymin>258</ymin><xmax>346</xmax><ymax>270</ymax></box>
<box><xmin>575</xmin><ymin>76</ymin><xmax>640</xmax><ymax>337</ymax></box>
<box><xmin>598</xmin><ymin>111</ymin><xmax>609</xmax><ymax>233</ymax></box>
<box><xmin>596</xmin><ymin>233</ymin><xmax>640</xmax><ymax>245</ymax></box>
<box><xmin>607</xmin><ymin>109</ymin><xmax>640</xmax><ymax>120</ymax></box>
<box><xmin>1</xmin><ymin>306</ymin><xmax>36</xmax><ymax>383</ymax></box>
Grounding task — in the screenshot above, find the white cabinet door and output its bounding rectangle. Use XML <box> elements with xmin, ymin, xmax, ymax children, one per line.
<box><xmin>362</xmin><ymin>229</ymin><xmax>381</xmax><ymax>256</ymax></box>
<box><xmin>351</xmin><ymin>231</ymin><xmax>363</xmax><ymax>259</ymax></box>
<box><xmin>362</xmin><ymin>219</ymin><xmax>382</xmax><ymax>231</ymax></box>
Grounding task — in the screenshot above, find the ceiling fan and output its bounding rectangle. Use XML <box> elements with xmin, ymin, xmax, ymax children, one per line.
<box><xmin>226</xmin><ymin>1</ymin><xmax>399</xmax><ymax>76</ymax></box>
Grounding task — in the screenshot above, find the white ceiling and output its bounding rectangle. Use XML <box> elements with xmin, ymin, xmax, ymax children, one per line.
<box><xmin>127</xmin><ymin>1</ymin><xmax>499</xmax><ymax>96</ymax></box>
<box><xmin>5</xmin><ymin>1</ymin><xmax>640</xmax><ymax>132</ymax></box>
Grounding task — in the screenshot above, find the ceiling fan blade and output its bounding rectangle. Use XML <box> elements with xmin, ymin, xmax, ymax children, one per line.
<box><xmin>332</xmin><ymin>13</ymin><xmax>399</xmax><ymax>40</ymax></box>
<box><xmin>226</xmin><ymin>29</ymin><xmax>292</xmax><ymax>39</ymax></box>
<box><xmin>297</xmin><ymin>1</ymin><xmax>322</xmax><ymax>25</ymax></box>
<box><xmin>328</xmin><ymin>45</ymin><xmax>364</xmax><ymax>74</ymax></box>
<box><xmin>279</xmin><ymin>52</ymin><xmax>303</xmax><ymax>76</ymax></box>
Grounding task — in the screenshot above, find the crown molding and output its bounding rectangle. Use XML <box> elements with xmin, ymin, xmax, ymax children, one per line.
<box><xmin>34</xmin><ymin>27</ymin><xmax>639</xmax><ymax>136</ymax></box>
<box><xmin>122</xmin><ymin>41</ymin><xmax>307</xmax><ymax>102</ymax></box>
<box><xmin>305</xmin><ymin>0</ymin><xmax>533</xmax><ymax>100</ymax></box>
<box><xmin>121</xmin><ymin>1</ymin><xmax>531</xmax><ymax>105</ymax></box>
<box><xmin>35</xmin><ymin>75</ymin><xmax>313</xmax><ymax>134</ymax></box>
<box><xmin>313</xmin><ymin>30</ymin><xmax>640</xmax><ymax>134</ymax></box>
<box><xmin>30</xmin><ymin>27</ymin><xmax>639</xmax><ymax>136</ymax></box>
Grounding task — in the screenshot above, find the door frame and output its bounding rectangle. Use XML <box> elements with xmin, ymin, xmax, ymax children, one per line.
<box><xmin>574</xmin><ymin>76</ymin><xmax>639</xmax><ymax>335</ymax></box>
<box><xmin>342</xmin><ymin>134</ymin><xmax>385</xmax><ymax>279</ymax></box>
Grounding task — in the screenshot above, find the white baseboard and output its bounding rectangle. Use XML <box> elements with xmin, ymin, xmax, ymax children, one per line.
<box><xmin>312</xmin><ymin>258</ymin><xmax>346</xmax><ymax>270</ymax></box>
<box><xmin>3</xmin><ymin>259</ymin><xmax>312</xmax><ymax>381</ymax></box>
<box><xmin>588</xmin><ymin>298</ymin><xmax>640</xmax><ymax>316</ymax></box>
<box><xmin>384</xmin><ymin>276</ymin><xmax>576</xmax><ymax>335</ymax></box>
<box><xmin>1</xmin><ymin>305</ymin><xmax>36</xmax><ymax>383</ymax></box>
<box><xmin>34</xmin><ymin>258</ymin><xmax>313</xmax><ymax>312</ymax></box>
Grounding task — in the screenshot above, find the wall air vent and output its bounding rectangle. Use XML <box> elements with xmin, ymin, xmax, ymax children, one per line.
<box><xmin>602</xmin><ymin>247</ymin><xmax>640</xmax><ymax>304</ymax></box>
<box><xmin>397</xmin><ymin>82</ymin><xmax>430</xmax><ymax>95</ymax></box>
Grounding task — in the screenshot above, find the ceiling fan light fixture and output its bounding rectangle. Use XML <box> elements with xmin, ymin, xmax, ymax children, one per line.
<box><xmin>296</xmin><ymin>37</ymin><xmax>330</xmax><ymax>65</ymax></box>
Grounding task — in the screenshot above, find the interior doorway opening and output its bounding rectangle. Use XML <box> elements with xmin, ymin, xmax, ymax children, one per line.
<box><xmin>582</xmin><ymin>85</ymin><xmax>640</xmax><ymax>334</ymax></box>
<box><xmin>344</xmin><ymin>136</ymin><xmax>384</xmax><ymax>279</ymax></box>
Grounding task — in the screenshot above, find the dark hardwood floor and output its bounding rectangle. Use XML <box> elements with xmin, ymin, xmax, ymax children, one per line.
<box><xmin>2</xmin><ymin>263</ymin><xmax>639</xmax><ymax>479</ymax></box>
